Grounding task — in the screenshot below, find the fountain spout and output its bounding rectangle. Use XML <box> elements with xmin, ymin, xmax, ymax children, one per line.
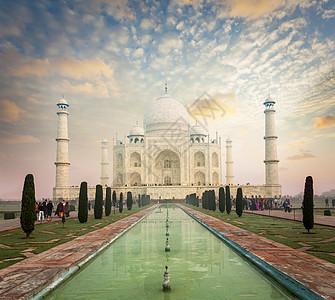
<box><xmin>162</xmin><ymin>265</ymin><xmax>171</xmax><ymax>291</ymax></box>
<box><xmin>165</xmin><ymin>238</ymin><xmax>170</xmax><ymax>251</ymax></box>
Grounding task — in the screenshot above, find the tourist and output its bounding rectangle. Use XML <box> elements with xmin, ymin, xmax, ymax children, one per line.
<box><xmin>38</xmin><ymin>202</ymin><xmax>44</xmax><ymax>222</ymax></box>
<box><xmin>64</xmin><ymin>201</ymin><xmax>70</xmax><ymax>217</ymax></box>
<box><xmin>46</xmin><ymin>200</ymin><xmax>53</xmax><ymax>221</ymax></box>
<box><xmin>42</xmin><ymin>200</ymin><xmax>47</xmax><ymax>219</ymax></box>
<box><xmin>58</xmin><ymin>201</ymin><xmax>64</xmax><ymax>218</ymax></box>
<box><xmin>88</xmin><ymin>201</ymin><xmax>91</xmax><ymax>211</ymax></box>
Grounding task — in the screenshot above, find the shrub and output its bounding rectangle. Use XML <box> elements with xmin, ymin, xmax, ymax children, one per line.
<box><xmin>210</xmin><ymin>190</ymin><xmax>216</xmax><ymax>211</ymax></box>
<box><xmin>119</xmin><ymin>192</ymin><xmax>123</xmax><ymax>213</ymax></box>
<box><xmin>219</xmin><ymin>187</ymin><xmax>225</xmax><ymax>213</ymax></box>
<box><xmin>324</xmin><ymin>210</ymin><xmax>331</xmax><ymax>216</ymax></box>
<box><xmin>20</xmin><ymin>174</ymin><xmax>36</xmax><ymax>238</ymax></box>
<box><xmin>69</xmin><ymin>205</ymin><xmax>75</xmax><ymax>212</ymax></box>
<box><xmin>94</xmin><ymin>184</ymin><xmax>103</xmax><ymax>219</ymax></box>
<box><xmin>105</xmin><ymin>187</ymin><xmax>111</xmax><ymax>216</ymax></box>
<box><xmin>303</xmin><ymin>176</ymin><xmax>314</xmax><ymax>233</ymax></box>
<box><xmin>236</xmin><ymin>188</ymin><xmax>243</xmax><ymax>217</ymax></box>
<box><xmin>226</xmin><ymin>186</ymin><xmax>231</xmax><ymax>215</ymax></box>
<box><xmin>126</xmin><ymin>191</ymin><xmax>133</xmax><ymax>210</ymax></box>
<box><xmin>78</xmin><ymin>182</ymin><xmax>88</xmax><ymax>223</ymax></box>
<box><xmin>112</xmin><ymin>190</ymin><xmax>116</xmax><ymax>213</ymax></box>
<box><xmin>4</xmin><ymin>212</ymin><xmax>15</xmax><ymax>220</ymax></box>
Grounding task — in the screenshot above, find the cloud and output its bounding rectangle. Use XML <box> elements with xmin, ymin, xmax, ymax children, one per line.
<box><xmin>229</xmin><ymin>0</ymin><xmax>284</xmax><ymax>19</ymax></box>
<box><xmin>0</xmin><ymin>99</ymin><xmax>25</xmax><ymax>124</ymax></box>
<box><xmin>313</xmin><ymin>114</ymin><xmax>335</xmax><ymax>130</ymax></box>
<box><xmin>1</xmin><ymin>134</ymin><xmax>39</xmax><ymax>144</ymax></box>
<box><xmin>27</xmin><ymin>96</ymin><xmax>40</xmax><ymax>104</ymax></box>
<box><xmin>158</xmin><ymin>32</ymin><xmax>183</xmax><ymax>55</ymax></box>
<box><xmin>287</xmin><ymin>141</ymin><xmax>305</xmax><ymax>147</ymax></box>
<box><xmin>8</xmin><ymin>54</ymin><xmax>116</xmax><ymax>81</ymax></box>
<box><xmin>286</xmin><ymin>149</ymin><xmax>316</xmax><ymax>161</ymax></box>
<box><xmin>140</xmin><ymin>18</ymin><xmax>154</xmax><ymax>30</ymax></box>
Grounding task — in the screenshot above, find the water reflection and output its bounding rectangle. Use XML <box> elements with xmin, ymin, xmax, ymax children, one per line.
<box><xmin>47</xmin><ymin>205</ymin><xmax>298</xmax><ymax>299</ymax></box>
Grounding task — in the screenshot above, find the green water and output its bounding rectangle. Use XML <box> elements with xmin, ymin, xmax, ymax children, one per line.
<box><xmin>47</xmin><ymin>206</ymin><xmax>298</xmax><ymax>299</ymax></box>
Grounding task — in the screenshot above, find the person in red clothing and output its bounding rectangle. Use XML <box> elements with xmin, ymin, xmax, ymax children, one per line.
<box><xmin>58</xmin><ymin>201</ymin><xmax>64</xmax><ymax>218</ymax></box>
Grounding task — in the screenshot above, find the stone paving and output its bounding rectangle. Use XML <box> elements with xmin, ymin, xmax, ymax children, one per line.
<box><xmin>0</xmin><ymin>205</ymin><xmax>334</xmax><ymax>299</ymax></box>
<box><xmin>243</xmin><ymin>209</ymin><xmax>335</xmax><ymax>227</ymax></box>
<box><xmin>181</xmin><ymin>205</ymin><xmax>335</xmax><ymax>300</ymax></box>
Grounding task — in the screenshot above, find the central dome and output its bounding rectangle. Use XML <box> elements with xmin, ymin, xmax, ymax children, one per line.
<box><xmin>143</xmin><ymin>94</ymin><xmax>191</xmax><ymax>133</ymax></box>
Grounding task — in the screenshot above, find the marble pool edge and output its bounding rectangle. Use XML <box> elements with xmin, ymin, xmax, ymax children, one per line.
<box><xmin>29</xmin><ymin>207</ymin><xmax>156</xmax><ymax>300</ymax></box>
<box><xmin>179</xmin><ymin>206</ymin><xmax>326</xmax><ymax>300</ymax></box>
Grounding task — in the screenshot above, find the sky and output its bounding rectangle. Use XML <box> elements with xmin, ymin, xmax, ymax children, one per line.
<box><xmin>0</xmin><ymin>0</ymin><xmax>334</xmax><ymax>199</ymax></box>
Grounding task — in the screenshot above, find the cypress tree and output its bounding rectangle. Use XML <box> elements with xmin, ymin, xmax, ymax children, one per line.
<box><xmin>236</xmin><ymin>188</ymin><xmax>243</xmax><ymax>217</ymax></box>
<box><xmin>119</xmin><ymin>192</ymin><xmax>123</xmax><ymax>213</ymax></box>
<box><xmin>219</xmin><ymin>187</ymin><xmax>225</xmax><ymax>213</ymax></box>
<box><xmin>212</xmin><ymin>190</ymin><xmax>216</xmax><ymax>211</ymax></box>
<box><xmin>78</xmin><ymin>181</ymin><xmax>88</xmax><ymax>223</ymax></box>
<box><xmin>303</xmin><ymin>176</ymin><xmax>314</xmax><ymax>233</ymax></box>
<box><xmin>226</xmin><ymin>185</ymin><xmax>231</xmax><ymax>214</ymax></box>
<box><xmin>196</xmin><ymin>195</ymin><xmax>199</xmax><ymax>207</ymax></box>
<box><xmin>112</xmin><ymin>190</ymin><xmax>116</xmax><ymax>214</ymax></box>
<box><xmin>127</xmin><ymin>191</ymin><xmax>133</xmax><ymax>210</ymax></box>
<box><xmin>203</xmin><ymin>191</ymin><xmax>208</xmax><ymax>209</ymax></box>
<box><xmin>20</xmin><ymin>174</ymin><xmax>36</xmax><ymax>239</ymax></box>
<box><xmin>138</xmin><ymin>194</ymin><xmax>141</xmax><ymax>207</ymax></box>
<box><xmin>105</xmin><ymin>187</ymin><xmax>112</xmax><ymax>216</ymax></box>
<box><xmin>94</xmin><ymin>184</ymin><xmax>103</xmax><ymax>219</ymax></box>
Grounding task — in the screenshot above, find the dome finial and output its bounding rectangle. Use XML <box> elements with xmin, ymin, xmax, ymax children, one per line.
<box><xmin>165</xmin><ymin>81</ymin><xmax>168</xmax><ymax>94</ymax></box>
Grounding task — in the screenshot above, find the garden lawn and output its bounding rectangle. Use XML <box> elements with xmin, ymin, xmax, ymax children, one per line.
<box><xmin>185</xmin><ymin>205</ymin><xmax>335</xmax><ymax>264</ymax></box>
<box><xmin>0</xmin><ymin>206</ymin><xmax>151</xmax><ymax>270</ymax></box>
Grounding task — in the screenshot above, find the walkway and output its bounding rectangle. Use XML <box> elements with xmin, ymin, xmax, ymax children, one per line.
<box><xmin>0</xmin><ymin>210</ymin><xmax>94</xmax><ymax>233</ymax></box>
<box><xmin>243</xmin><ymin>209</ymin><xmax>335</xmax><ymax>227</ymax></box>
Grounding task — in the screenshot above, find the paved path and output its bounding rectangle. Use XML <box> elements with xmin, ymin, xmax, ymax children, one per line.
<box><xmin>243</xmin><ymin>209</ymin><xmax>335</xmax><ymax>227</ymax></box>
<box><xmin>0</xmin><ymin>210</ymin><xmax>94</xmax><ymax>233</ymax></box>
<box><xmin>181</xmin><ymin>205</ymin><xmax>335</xmax><ymax>300</ymax></box>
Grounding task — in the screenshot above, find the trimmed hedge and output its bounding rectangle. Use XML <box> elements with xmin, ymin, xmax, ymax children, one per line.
<box><xmin>324</xmin><ymin>210</ymin><xmax>331</xmax><ymax>216</ymax></box>
<box><xmin>4</xmin><ymin>212</ymin><xmax>15</xmax><ymax>220</ymax></box>
<box><xmin>69</xmin><ymin>205</ymin><xmax>75</xmax><ymax>212</ymax></box>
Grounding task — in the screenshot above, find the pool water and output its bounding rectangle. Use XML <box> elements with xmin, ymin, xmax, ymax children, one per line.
<box><xmin>46</xmin><ymin>206</ymin><xmax>298</xmax><ymax>299</ymax></box>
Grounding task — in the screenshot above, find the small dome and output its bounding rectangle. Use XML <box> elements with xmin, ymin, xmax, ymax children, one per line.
<box><xmin>102</xmin><ymin>138</ymin><xmax>108</xmax><ymax>143</ymax></box>
<box><xmin>59</xmin><ymin>97</ymin><xmax>68</xmax><ymax>105</ymax></box>
<box><xmin>190</xmin><ymin>123</ymin><xmax>207</xmax><ymax>136</ymax></box>
<box><xmin>143</xmin><ymin>94</ymin><xmax>191</xmax><ymax>133</ymax></box>
<box><xmin>129</xmin><ymin>124</ymin><xmax>144</xmax><ymax>136</ymax></box>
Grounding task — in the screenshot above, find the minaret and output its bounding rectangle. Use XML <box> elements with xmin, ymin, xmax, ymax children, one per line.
<box><xmin>264</xmin><ymin>95</ymin><xmax>279</xmax><ymax>186</ymax></box>
<box><xmin>225</xmin><ymin>138</ymin><xmax>234</xmax><ymax>185</ymax></box>
<box><xmin>55</xmin><ymin>96</ymin><xmax>70</xmax><ymax>188</ymax></box>
<box><xmin>101</xmin><ymin>139</ymin><xmax>109</xmax><ymax>187</ymax></box>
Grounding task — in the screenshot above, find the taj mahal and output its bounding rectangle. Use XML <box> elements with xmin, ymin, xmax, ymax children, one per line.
<box><xmin>53</xmin><ymin>88</ymin><xmax>282</xmax><ymax>201</ymax></box>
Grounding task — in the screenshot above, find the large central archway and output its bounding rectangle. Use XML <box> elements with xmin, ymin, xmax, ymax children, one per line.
<box><xmin>154</xmin><ymin>149</ymin><xmax>180</xmax><ymax>185</ymax></box>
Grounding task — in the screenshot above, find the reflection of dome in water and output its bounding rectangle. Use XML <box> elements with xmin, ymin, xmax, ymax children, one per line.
<box><xmin>143</xmin><ymin>94</ymin><xmax>191</xmax><ymax>133</ymax></box>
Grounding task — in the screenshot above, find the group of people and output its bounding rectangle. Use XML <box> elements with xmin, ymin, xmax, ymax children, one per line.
<box><xmin>36</xmin><ymin>200</ymin><xmax>54</xmax><ymax>222</ymax></box>
<box><xmin>35</xmin><ymin>200</ymin><xmax>71</xmax><ymax>222</ymax></box>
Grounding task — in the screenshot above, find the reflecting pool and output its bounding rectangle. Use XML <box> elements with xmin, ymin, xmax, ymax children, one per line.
<box><xmin>46</xmin><ymin>206</ymin><xmax>298</xmax><ymax>299</ymax></box>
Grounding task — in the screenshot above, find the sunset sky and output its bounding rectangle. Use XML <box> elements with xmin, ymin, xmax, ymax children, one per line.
<box><xmin>0</xmin><ymin>0</ymin><xmax>334</xmax><ymax>199</ymax></box>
